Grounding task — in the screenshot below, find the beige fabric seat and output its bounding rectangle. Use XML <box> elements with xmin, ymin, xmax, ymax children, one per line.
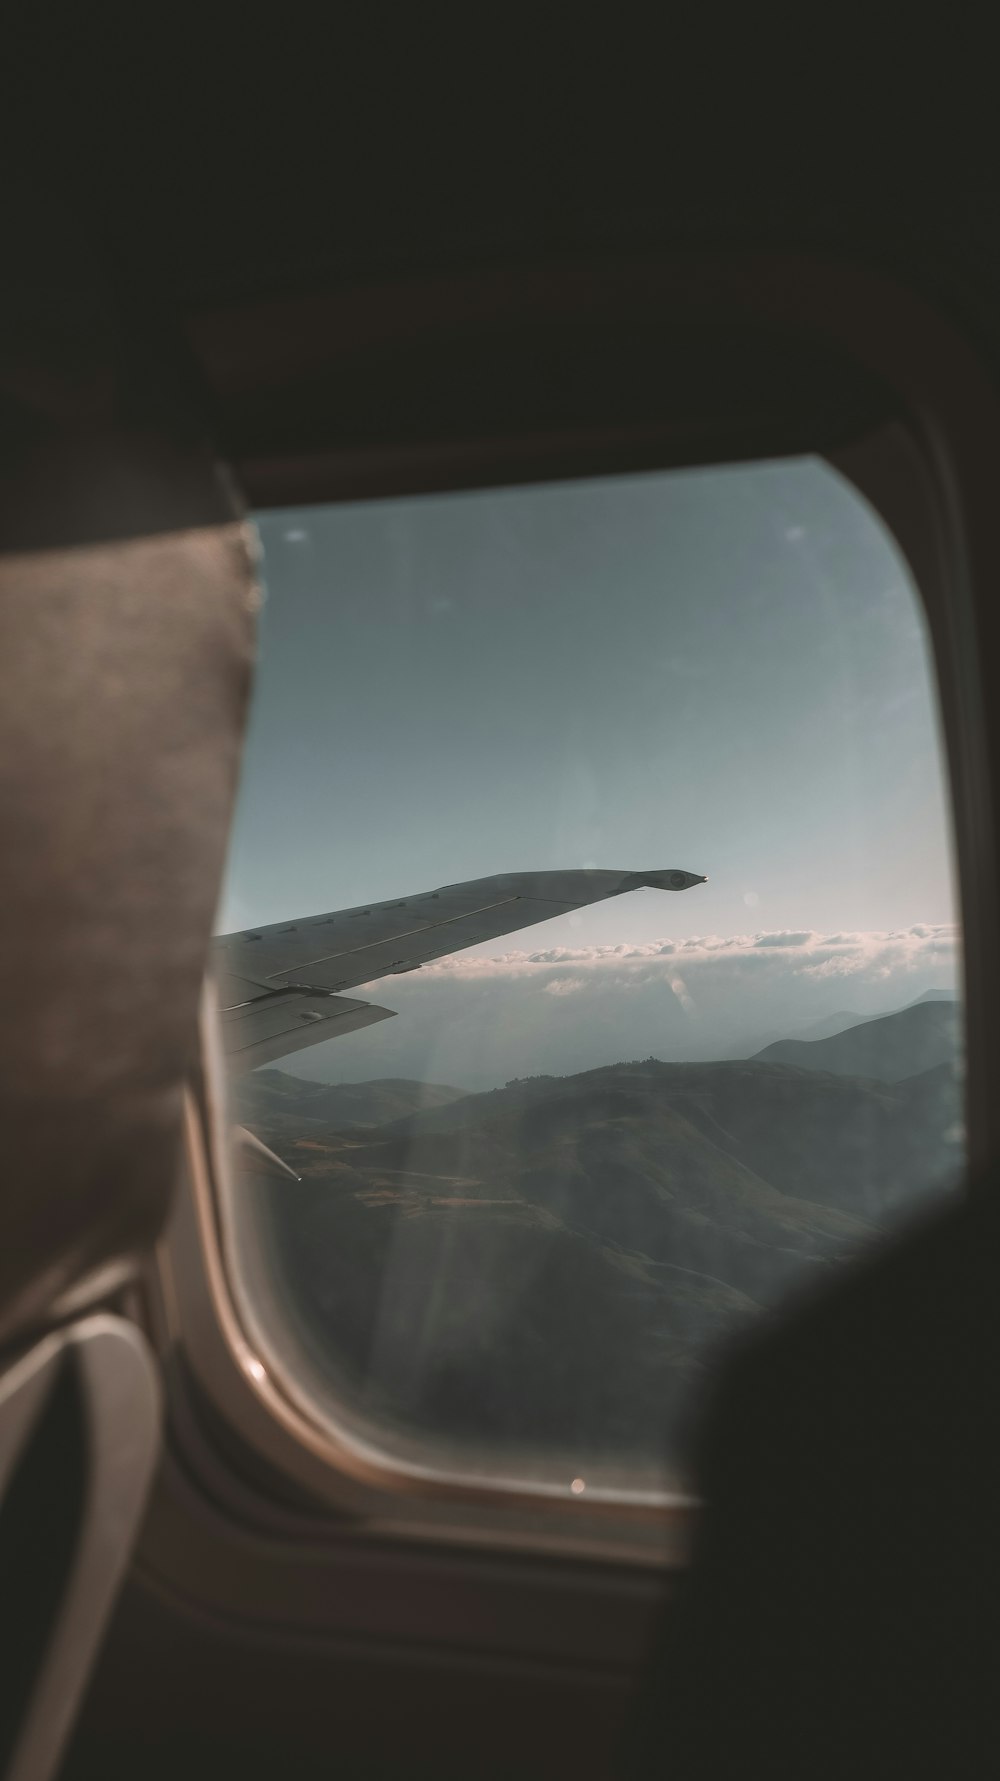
<box><xmin>0</xmin><ymin>221</ymin><xmax>256</xmax><ymax>1781</ymax></box>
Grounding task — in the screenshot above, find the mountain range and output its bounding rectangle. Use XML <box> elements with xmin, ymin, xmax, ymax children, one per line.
<box><xmin>231</xmin><ymin>999</ymin><xmax>963</xmax><ymax>1477</ymax></box>
<box><xmin>753</xmin><ymin>997</ymin><xmax>960</xmax><ymax>1081</ymax></box>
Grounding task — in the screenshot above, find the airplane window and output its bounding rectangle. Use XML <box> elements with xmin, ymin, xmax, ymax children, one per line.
<box><xmin>212</xmin><ymin>459</ymin><xmax>963</xmax><ymax>1499</ymax></box>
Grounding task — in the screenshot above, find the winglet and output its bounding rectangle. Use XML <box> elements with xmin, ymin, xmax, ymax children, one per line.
<box><xmin>622</xmin><ymin>869</ymin><xmax>708</xmax><ymax>892</ymax></box>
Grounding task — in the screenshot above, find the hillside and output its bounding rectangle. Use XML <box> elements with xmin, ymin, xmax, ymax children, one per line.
<box><xmin>234</xmin><ymin>1036</ymin><xmax>963</xmax><ymax>1474</ymax></box>
<box><xmin>796</xmin><ymin>1008</ymin><xmax>867</xmax><ymax>1041</ymax></box>
<box><xmin>229</xmin><ymin>1069</ymin><xmax>467</xmax><ymax>1132</ymax></box>
<box><xmin>740</xmin><ymin>990</ymin><xmax>956</xmax><ymax>1057</ymax></box>
<box><xmin>753</xmin><ymin>998</ymin><xmax>960</xmax><ymax>1082</ymax></box>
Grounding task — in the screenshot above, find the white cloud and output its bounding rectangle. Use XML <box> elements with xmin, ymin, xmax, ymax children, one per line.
<box><xmin>753</xmin><ymin>931</ymin><xmax>813</xmax><ymax>948</ymax></box>
<box><xmin>670</xmin><ymin>974</ymin><xmax>696</xmax><ymax>1014</ymax></box>
<box><xmin>399</xmin><ymin>923</ymin><xmax>959</xmax><ymax>990</ymax></box>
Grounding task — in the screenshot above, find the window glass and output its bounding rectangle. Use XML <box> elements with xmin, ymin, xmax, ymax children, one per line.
<box><xmin>215</xmin><ymin>459</ymin><xmax>963</xmax><ymax>1497</ymax></box>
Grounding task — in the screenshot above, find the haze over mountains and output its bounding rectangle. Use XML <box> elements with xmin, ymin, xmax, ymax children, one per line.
<box><xmin>754</xmin><ymin>997</ymin><xmax>959</xmax><ymax>1082</ymax></box>
<box><xmin>231</xmin><ymin>998</ymin><xmax>963</xmax><ymax>1481</ymax></box>
<box><xmin>767</xmin><ymin>987</ymin><xmax>952</xmax><ymax>1048</ymax></box>
<box><xmin>280</xmin><ymin>940</ymin><xmax>961</xmax><ymax>1090</ymax></box>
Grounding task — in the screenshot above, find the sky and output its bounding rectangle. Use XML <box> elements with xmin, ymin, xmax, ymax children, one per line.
<box><xmin>217</xmin><ymin>457</ymin><xmax>961</xmax><ymax>1089</ymax></box>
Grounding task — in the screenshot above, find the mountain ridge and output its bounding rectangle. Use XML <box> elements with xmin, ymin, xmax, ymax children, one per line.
<box><xmin>753</xmin><ymin>998</ymin><xmax>959</xmax><ymax>1081</ymax></box>
<box><xmin>231</xmin><ymin>1071</ymin><xmax>467</xmax><ymax>1129</ymax></box>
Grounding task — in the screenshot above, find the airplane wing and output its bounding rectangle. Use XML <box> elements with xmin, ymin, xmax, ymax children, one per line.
<box><xmin>213</xmin><ymin>866</ymin><xmax>706</xmax><ymax>1073</ymax></box>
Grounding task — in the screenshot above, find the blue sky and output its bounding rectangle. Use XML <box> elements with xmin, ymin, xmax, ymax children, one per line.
<box><xmin>217</xmin><ymin>457</ymin><xmax>960</xmax><ymax>1086</ymax></box>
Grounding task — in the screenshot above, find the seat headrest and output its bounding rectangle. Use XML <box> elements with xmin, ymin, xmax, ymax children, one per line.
<box><xmin>0</xmin><ymin>224</ymin><xmax>257</xmax><ymax>1348</ymax></box>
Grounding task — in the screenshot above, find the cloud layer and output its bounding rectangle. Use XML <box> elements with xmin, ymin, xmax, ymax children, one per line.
<box><xmin>409</xmin><ymin>924</ymin><xmax>959</xmax><ymax>997</ymax></box>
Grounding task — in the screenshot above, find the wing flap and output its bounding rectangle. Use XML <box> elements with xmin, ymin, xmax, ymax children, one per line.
<box><xmin>221</xmin><ymin>990</ymin><xmax>397</xmax><ymax>1074</ymax></box>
